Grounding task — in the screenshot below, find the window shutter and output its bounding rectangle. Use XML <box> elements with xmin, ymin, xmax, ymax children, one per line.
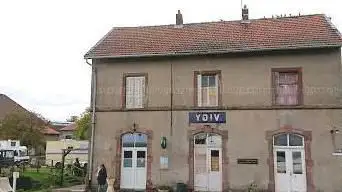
<box><xmin>135</xmin><ymin>77</ymin><xmax>145</xmax><ymax>108</ymax></box>
<box><xmin>215</xmin><ymin>74</ymin><xmax>219</xmax><ymax>106</ymax></box>
<box><xmin>126</xmin><ymin>77</ymin><xmax>135</xmax><ymax>108</ymax></box>
<box><xmin>197</xmin><ymin>74</ymin><xmax>202</xmax><ymax>106</ymax></box>
<box><xmin>274</xmin><ymin>72</ymin><xmax>280</xmax><ymax>104</ymax></box>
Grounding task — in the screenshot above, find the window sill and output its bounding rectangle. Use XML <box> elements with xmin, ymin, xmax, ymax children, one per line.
<box><xmin>332</xmin><ymin>153</ymin><xmax>342</xmax><ymax>156</ymax></box>
<box><xmin>272</xmin><ymin>104</ymin><xmax>303</xmax><ymax>107</ymax></box>
<box><xmin>123</xmin><ymin>107</ymin><xmax>147</xmax><ymax>111</ymax></box>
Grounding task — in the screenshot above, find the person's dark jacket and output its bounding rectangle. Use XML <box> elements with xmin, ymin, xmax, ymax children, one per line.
<box><xmin>97</xmin><ymin>167</ymin><xmax>107</xmax><ymax>185</ymax></box>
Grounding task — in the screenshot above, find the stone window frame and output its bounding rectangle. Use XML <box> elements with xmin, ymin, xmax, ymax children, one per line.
<box><xmin>266</xmin><ymin>125</ymin><xmax>314</xmax><ymax>192</ymax></box>
<box><xmin>114</xmin><ymin>128</ymin><xmax>153</xmax><ymax>191</ymax></box>
<box><xmin>194</xmin><ymin>70</ymin><xmax>222</xmax><ymax>107</ymax></box>
<box><xmin>122</xmin><ymin>73</ymin><xmax>148</xmax><ymax>109</ymax></box>
<box><xmin>271</xmin><ymin>67</ymin><xmax>303</xmax><ymax>106</ymax></box>
<box><xmin>187</xmin><ymin>125</ymin><xmax>228</xmax><ymax>191</ymax></box>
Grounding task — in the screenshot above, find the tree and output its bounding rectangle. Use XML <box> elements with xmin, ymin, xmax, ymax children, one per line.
<box><xmin>74</xmin><ymin>109</ymin><xmax>91</xmax><ymax>140</ymax></box>
<box><xmin>0</xmin><ymin>111</ymin><xmax>45</xmax><ymax>149</ymax></box>
<box><xmin>66</xmin><ymin>115</ymin><xmax>78</xmax><ymax>122</ymax></box>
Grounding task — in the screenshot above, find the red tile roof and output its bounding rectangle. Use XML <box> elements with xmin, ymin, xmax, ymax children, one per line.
<box><xmin>84</xmin><ymin>14</ymin><xmax>342</xmax><ymax>59</ymax></box>
<box><xmin>43</xmin><ymin>127</ymin><xmax>60</xmax><ymax>135</ymax></box>
<box><xmin>60</xmin><ymin>123</ymin><xmax>76</xmax><ymax>131</ymax></box>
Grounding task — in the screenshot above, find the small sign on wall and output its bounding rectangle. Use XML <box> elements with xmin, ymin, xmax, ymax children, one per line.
<box><xmin>160</xmin><ymin>156</ymin><xmax>169</xmax><ymax>169</ymax></box>
<box><xmin>237</xmin><ymin>158</ymin><xmax>258</xmax><ymax>165</ymax></box>
<box><xmin>189</xmin><ymin>112</ymin><xmax>226</xmax><ymax>124</ymax></box>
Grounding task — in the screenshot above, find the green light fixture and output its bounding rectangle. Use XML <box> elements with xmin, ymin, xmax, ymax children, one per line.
<box><xmin>161</xmin><ymin>136</ymin><xmax>167</xmax><ymax>149</ymax></box>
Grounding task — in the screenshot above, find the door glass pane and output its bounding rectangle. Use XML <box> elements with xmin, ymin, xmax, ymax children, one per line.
<box><xmin>276</xmin><ymin>151</ymin><xmax>286</xmax><ymax>173</ymax></box>
<box><xmin>195</xmin><ymin>133</ymin><xmax>206</xmax><ymax>145</ymax></box>
<box><xmin>274</xmin><ymin>134</ymin><xmax>288</xmax><ymax>146</ymax></box>
<box><xmin>289</xmin><ymin>134</ymin><xmax>303</xmax><ymax>146</ymax></box>
<box><xmin>123</xmin><ymin>151</ymin><xmax>132</xmax><ymax>167</ymax></box>
<box><xmin>292</xmin><ymin>151</ymin><xmax>303</xmax><ymax>174</ymax></box>
<box><xmin>211</xmin><ymin>150</ymin><xmax>219</xmax><ymax>171</ymax></box>
<box><xmin>136</xmin><ymin>151</ymin><xmax>146</xmax><ymax>167</ymax></box>
<box><xmin>134</xmin><ymin>133</ymin><xmax>147</xmax><ymax>147</ymax></box>
<box><xmin>122</xmin><ymin>134</ymin><xmax>134</xmax><ymax>147</ymax></box>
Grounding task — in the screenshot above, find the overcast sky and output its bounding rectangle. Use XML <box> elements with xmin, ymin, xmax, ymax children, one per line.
<box><xmin>0</xmin><ymin>0</ymin><xmax>341</xmax><ymax>122</ymax></box>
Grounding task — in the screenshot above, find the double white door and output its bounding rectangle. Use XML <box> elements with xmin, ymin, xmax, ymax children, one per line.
<box><xmin>274</xmin><ymin>148</ymin><xmax>306</xmax><ymax>192</ymax></box>
<box><xmin>120</xmin><ymin>147</ymin><xmax>147</xmax><ymax>190</ymax></box>
<box><xmin>194</xmin><ymin>147</ymin><xmax>222</xmax><ymax>192</ymax></box>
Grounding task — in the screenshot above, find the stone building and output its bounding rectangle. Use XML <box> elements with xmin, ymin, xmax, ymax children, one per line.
<box><xmin>84</xmin><ymin>7</ymin><xmax>342</xmax><ymax>192</ymax></box>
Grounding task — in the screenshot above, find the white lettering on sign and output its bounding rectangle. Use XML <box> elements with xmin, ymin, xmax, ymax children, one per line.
<box><xmin>195</xmin><ymin>113</ymin><xmax>221</xmax><ymax>122</ymax></box>
<box><xmin>196</xmin><ymin>114</ymin><xmax>201</xmax><ymax>121</ymax></box>
<box><xmin>214</xmin><ymin>114</ymin><xmax>220</xmax><ymax>121</ymax></box>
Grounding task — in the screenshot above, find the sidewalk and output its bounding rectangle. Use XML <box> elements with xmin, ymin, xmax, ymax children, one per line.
<box><xmin>52</xmin><ymin>184</ymin><xmax>86</xmax><ymax>192</ymax></box>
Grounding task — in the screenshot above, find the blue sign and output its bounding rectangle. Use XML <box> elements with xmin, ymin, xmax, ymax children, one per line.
<box><xmin>189</xmin><ymin>112</ymin><xmax>226</xmax><ymax>124</ymax></box>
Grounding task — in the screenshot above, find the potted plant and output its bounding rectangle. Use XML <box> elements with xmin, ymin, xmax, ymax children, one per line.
<box><xmin>157</xmin><ymin>185</ymin><xmax>172</xmax><ymax>192</ymax></box>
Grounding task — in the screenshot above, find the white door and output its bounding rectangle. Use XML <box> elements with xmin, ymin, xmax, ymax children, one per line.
<box><xmin>194</xmin><ymin>133</ymin><xmax>222</xmax><ymax>192</ymax></box>
<box><xmin>134</xmin><ymin>148</ymin><xmax>147</xmax><ymax>189</ymax></box>
<box><xmin>208</xmin><ymin>148</ymin><xmax>222</xmax><ymax>192</ymax></box>
<box><xmin>121</xmin><ymin>148</ymin><xmax>134</xmax><ymax>189</ymax></box>
<box><xmin>120</xmin><ymin>133</ymin><xmax>147</xmax><ymax>190</ymax></box>
<box><xmin>274</xmin><ymin>134</ymin><xmax>306</xmax><ymax>192</ymax></box>
<box><xmin>290</xmin><ymin>149</ymin><xmax>306</xmax><ymax>192</ymax></box>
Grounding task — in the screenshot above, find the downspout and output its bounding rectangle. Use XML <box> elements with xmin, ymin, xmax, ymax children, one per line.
<box><xmin>170</xmin><ymin>61</ymin><xmax>173</xmax><ymax>136</ymax></box>
<box><xmin>86</xmin><ymin>58</ymin><xmax>97</xmax><ymax>190</ymax></box>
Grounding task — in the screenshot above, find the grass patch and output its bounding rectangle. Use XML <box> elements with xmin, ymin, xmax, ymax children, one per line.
<box><xmin>21</xmin><ymin>167</ymin><xmax>51</xmax><ymax>183</ymax></box>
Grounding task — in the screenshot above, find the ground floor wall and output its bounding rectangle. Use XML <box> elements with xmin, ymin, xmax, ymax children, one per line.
<box><xmin>91</xmin><ymin>109</ymin><xmax>342</xmax><ymax>192</ymax></box>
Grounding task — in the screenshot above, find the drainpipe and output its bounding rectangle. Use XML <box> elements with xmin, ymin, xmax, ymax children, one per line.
<box><xmin>86</xmin><ymin>58</ymin><xmax>97</xmax><ymax>190</ymax></box>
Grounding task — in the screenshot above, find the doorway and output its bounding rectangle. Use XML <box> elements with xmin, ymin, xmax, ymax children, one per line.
<box><xmin>273</xmin><ymin>133</ymin><xmax>306</xmax><ymax>192</ymax></box>
<box><xmin>120</xmin><ymin>133</ymin><xmax>147</xmax><ymax>190</ymax></box>
<box><xmin>194</xmin><ymin>133</ymin><xmax>222</xmax><ymax>192</ymax></box>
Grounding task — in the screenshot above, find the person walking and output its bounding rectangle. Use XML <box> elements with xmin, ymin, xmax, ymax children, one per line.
<box><xmin>97</xmin><ymin>164</ymin><xmax>107</xmax><ymax>192</ymax></box>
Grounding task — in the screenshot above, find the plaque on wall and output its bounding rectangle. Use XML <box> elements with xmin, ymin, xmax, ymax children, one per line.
<box><xmin>237</xmin><ymin>158</ymin><xmax>258</xmax><ymax>164</ymax></box>
<box><xmin>160</xmin><ymin>156</ymin><xmax>169</xmax><ymax>169</ymax></box>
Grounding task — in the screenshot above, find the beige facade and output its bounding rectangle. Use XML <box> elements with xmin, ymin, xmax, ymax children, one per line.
<box><xmin>91</xmin><ymin>48</ymin><xmax>342</xmax><ymax>191</ymax></box>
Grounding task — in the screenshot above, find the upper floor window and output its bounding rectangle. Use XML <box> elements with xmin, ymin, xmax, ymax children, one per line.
<box><xmin>65</xmin><ymin>135</ymin><xmax>73</xmax><ymax>139</ymax></box>
<box><xmin>124</xmin><ymin>74</ymin><xmax>147</xmax><ymax>109</ymax></box>
<box><xmin>11</xmin><ymin>142</ymin><xmax>16</xmax><ymax>147</ymax></box>
<box><xmin>195</xmin><ymin>71</ymin><xmax>221</xmax><ymax>107</ymax></box>
<box><xmin>272</xmin><ymin>68</ymin><xmax>302</xmax><ymax>106</ymax></box>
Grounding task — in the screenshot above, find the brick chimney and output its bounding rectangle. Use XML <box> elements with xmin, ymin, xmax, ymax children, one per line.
<box><xmin>242</xmin><ymin>4</ymin><xmax>249</xmax><ymax>21</ymax></box>
<box><xmin>176</xmin><ymin>10</ymin><xmax>183</xmax><ymax>26</ymax></box>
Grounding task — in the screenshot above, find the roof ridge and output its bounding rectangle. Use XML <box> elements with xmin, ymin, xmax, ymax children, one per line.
<box><xmin>109</xmin><ymin>13</ymin><xmax>325</xmax><ymax>29</ymax></box>
<box><xmin>84</xmin><ymin>13</ymin><xmax>341</xmax><ymax>59</ymax></box>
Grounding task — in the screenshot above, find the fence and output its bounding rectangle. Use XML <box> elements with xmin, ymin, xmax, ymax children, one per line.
<box><xmin>0</xmin><ymin>155</ymin><xmax>87</xmax><ymax>190</ymax></box>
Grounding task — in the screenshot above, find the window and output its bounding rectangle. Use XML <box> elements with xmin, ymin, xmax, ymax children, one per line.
<box><xmin>195</xmin><ymin>71</ymin><xmax>221</xmax><ymax>107</ymax></box>
<box><xmin>272</xmin><ymin>68</ymin><xmax>302</xmax><ymax>106</ymax></box>
<box><xmin>123</xmin><ymin>151</ymin><xmax>132</xmax><ymax>167</ymax></box>
<box><xmin>276</xmin><ymin>151</ymin><xmax>286</xmax><ymax>173</ymax></box>
<box><xmin>124</xmin><ymin>74</ymin><xmax>147</xmax><ymax>109</ymax></box>
<box><xmin>273</xmin><ymin>133</ymin><xmax>304</xmax><ymax>147</ymax></box>
<box><xmin>11</xmin><ymin>142</ymin><xmax>16</xmax><ymax>146</ymax></box>
<box><xmin>65</xmin><ymin>135</ymin><xmax>72</xmax><ymax>139</ymax></box>
<box><xmin>122</xmin><ymin>133</ymin><xmax>147</xmax><ymax>147</ymax></box>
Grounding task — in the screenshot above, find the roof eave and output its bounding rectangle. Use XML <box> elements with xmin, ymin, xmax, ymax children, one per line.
<box><xmin>84</xmin><ymin>44</ymin><xmax>342</xmax><ymax>60</ymax></box>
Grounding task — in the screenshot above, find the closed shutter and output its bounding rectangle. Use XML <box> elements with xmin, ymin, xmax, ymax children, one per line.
<box><xmin>126</xmin><ymin>77</ymin><xmax>135</xmax><ymax>108</ymax></box>
<box><xmin>215</xmin><ymin>74</ymin><xmax>219</xmax><ymax>106</ymax></box>
<box><xmin>197</xmin><ymin>74</ymin><xmax>202</xmax><ymax>107</ymax></box>
<box><xmin>134</xmin><ymin>76</ymin><xmax>145</xmax><ymax>108</ymax></box>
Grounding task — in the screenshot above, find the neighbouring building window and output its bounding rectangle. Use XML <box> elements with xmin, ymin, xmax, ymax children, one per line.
<box><xmin>65</xmin><ymin>135</ymin><xmax>73</xmax><ymax>139</ymax></box>
<box><xmin>125</xmin><ymin>75</ymin><xmax>146</xmax><ymax>109</ymax></box>
<box><xmin>196</xmin><ymin>72</ymin><xmax>220</xmax><ymax>107</ymax></box>
<box><xmin>272</xmin><ymin>68</ymin><xmax>302</xmax><ymax>105</ymax></box>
